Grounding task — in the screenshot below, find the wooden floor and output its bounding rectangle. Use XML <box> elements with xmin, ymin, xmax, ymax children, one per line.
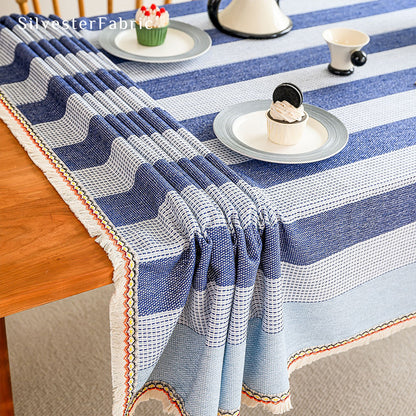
<box><xmin>0</xmin><ymin>118</ymin><xmax>113</xmax><ymax>415</ymax></box>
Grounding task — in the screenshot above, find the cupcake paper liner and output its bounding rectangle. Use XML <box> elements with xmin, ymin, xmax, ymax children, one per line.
<box><xmin>135</xmin><ymin>23</ymin><xmax>168</xmax><ymax>47</ymax></box>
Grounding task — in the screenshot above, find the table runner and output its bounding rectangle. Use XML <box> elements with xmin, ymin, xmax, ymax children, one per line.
<box><xmin>0</xmin><ymin>0</ymin><xmax>415</xmax><ymax>415</ymax></box>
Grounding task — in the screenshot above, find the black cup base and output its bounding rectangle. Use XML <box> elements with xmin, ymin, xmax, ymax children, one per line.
<box><xmin>328</xmin><ymin>65</ymin><xmax>354</xmax><ymax>76</ymax></box>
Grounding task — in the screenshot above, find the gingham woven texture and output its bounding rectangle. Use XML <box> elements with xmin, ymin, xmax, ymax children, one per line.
<box><xmin>0</xmin><ymin>0</ymin><xmax>415</xmax><ymax>414</ymax></box>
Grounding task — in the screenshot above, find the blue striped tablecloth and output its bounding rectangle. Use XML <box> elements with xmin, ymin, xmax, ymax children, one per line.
<box><xmin>0</xmin><ymin>0</ymin><xmax>415</xmax><ymax>415</ymax></box>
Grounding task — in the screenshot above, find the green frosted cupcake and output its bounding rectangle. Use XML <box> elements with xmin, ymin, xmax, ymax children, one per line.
<box><xmin>135</xmin><ymin>4</ymin><xmax>169</xmax><ymax>47</ymax></box>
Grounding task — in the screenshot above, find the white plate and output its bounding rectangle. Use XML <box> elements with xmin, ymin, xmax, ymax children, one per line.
<box><xmin>213</xmin><ymin>100</ymin><xmax>348</xmax><ymax>164</ymax></box>
<box><xmin>99</xmin><ymin>20</ymin><xmax>212</xmax><ymax>63</ymax></box>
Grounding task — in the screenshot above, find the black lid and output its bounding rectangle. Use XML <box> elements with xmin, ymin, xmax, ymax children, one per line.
<box><xmin>272</xmin><ymin>83</ymin><xmax>303</xmax><ymax>108</ymax></box>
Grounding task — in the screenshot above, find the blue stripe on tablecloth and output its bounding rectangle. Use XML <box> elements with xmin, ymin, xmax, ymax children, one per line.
<box><xmin>53</xmin><ymin>107</ymin><xmax>180</xmax><ymax>171</ymax></box>
<box><xmin>0</xmin><ymin>16</ymin><xmax>19</xmax><ymax>29</ymax></box>
<box><xmin>304</xmin><ymin>68</ymin><xmax>416</xmax><ymax>111</ymax></box>
<box><xmin>95</xmin><ymin>191</ymin><xmax>416</xmax><ymax>317</ymax></box>
<box><xmin>53</xmin><ymin>114</ymin><xmax>122</xmax><ymax>169</ymax></box>
<box><xmin>141</xmin><ymin>26</ymin><xmax>416</xmax><ymax>99</ymax></box>
<box><xmin>280</xmin><ymin>183</ymin><xmax>416</xmax><ymax>265</ymax></box>
<box><xmin>0</xmin><ymin>42</ymin><xmax>37</xmax><ymax>84</ymax></box>
<box><xmin>134</xmin><ymin>246</ymin><xmax>196</xmax><ymax>315</ymax></box>
<box><xmin>135</xmin><ymin>222</ymin><xmax>261</xmax><ymax>313</ymax></box>
<box><xmin>205</xmin><ymin>0</ymin><xmax>415</xmax><ymax>46</ymax></box>
<box><xmin>16</xmin><ymin>70</ymin><xmax>124</xmax><ymax>125</ymax></box>
<box><xmin>181</xmin><ymin>113</ymin><xmax>219</xmax><ymax>144</ymax></box>
<box><xmin>17</xmin><ymin>76</ymin><xmax>74</xmax><ymax>123</ymax></box>
<box><xmin>291</xmin><ymin>0</ymin><xmax>413</xmax><ymax>29</ymax></box>
<box><xmin>96</xmin><ymin>162</ymin><xmax>176</xmax><ymax>223</ymax></box>
<box><xmin>93</xmin><ymin>156</ymin><xmax>238</xmax><ymax>225</ymax></box>
<box><xmin>230</xmin><ymin>116</ymin><xmax>416</xmax><ymax>187</ymax></box>
<box><xmin>54</xmin><ymin>110</ymin><xmax>415</xmax><ymax>181</ymax></box>
<box><xmin>180</xmin><ymin>67</ymin><xmax>416</xmax><ymax>142</ymax></box>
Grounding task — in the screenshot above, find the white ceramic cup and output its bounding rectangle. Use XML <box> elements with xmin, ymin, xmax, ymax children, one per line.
<box><xmin>266</xmin><ymin>111</ymin><xmax>309</xmax><ymax>145</ymax></box>
<box><xmin>322</xmin><ymin>28</ymin><xmax>369</xmax><ymax>75</ymax></box>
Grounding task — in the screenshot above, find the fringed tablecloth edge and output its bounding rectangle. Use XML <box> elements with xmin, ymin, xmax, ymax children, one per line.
<box><xmin>0</xmin><ymin>92</ymin><xmax>133</xmax><ymax>416</ymax></box>
<box><xmin>240</xmin><ymin>312</ymin><xmax>416</xmax><ymax>415</ymax></box>
<box><xmin>287</xmin><ymin>311</ymin><xmax>416</xmax><ymax>375</ymax></box>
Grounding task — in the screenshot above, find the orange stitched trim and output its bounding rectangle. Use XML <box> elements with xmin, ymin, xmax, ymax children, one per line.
<box><xmin>288</xmin><ymin>313</ymin><xmax>416</xmax><ymax>368</ymax></box>
<box><xmin>242</xmin><ymin>386</ymin><xmax>290</xmax><ymax>405</ymax></box>
<box><xmin>128</xmin><ymin>381</ymin><xmax>186</xmax><ymax>415</ymax></box>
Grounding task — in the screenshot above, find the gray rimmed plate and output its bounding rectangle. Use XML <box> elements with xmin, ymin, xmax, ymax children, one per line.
<box><xmin>213</xmin><ymin>100</ymin><xmax>348</xmax><ymax>164</ymax></box>
<box><xmin>99</xmin><ymin>19</ymin><xmax>211</xmax><ymax>63</ymax></box>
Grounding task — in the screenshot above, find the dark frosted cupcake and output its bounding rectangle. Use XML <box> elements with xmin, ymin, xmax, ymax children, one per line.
<box><xmin>267</xmin><ymin>83</ymin><xmax>308</xmax><ymax>145</ymax></box>
<box><xmin>135</xmin><ymin>4</ymin><xmax>169</xmax><ymax>47</ymax></box>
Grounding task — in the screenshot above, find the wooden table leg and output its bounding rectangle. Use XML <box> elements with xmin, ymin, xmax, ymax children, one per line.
<box><xmin>0</xmin><ymin>317</ymin><xmax>14</xmax><ymax>416</ymax></box>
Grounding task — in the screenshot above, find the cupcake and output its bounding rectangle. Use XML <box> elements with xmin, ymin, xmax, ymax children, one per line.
<box><xmin>135</xmin><ymin>4</ymin><xmax>169</xmax><ymax>47</ymax></box>
<box><xmin>266</xmin><ymin>83</ymin><xmax>309</xmax><ymax>145</ymax></box>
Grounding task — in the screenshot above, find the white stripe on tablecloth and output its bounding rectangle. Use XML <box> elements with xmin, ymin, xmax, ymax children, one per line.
<box><xmin>179</xmin><ymin>283</ymin><xmax>259</xmax><ymax>345</ymax></box>
<box><xmin>33</xmin><ymin>94</ymin><xmax>104</xmax><ymax>148</ymax></box>
<box><xmin>263</xmin><ymin>145</ymin><xmax>416</xmax><ymax>223</ymax></box>
<box><xmin>117</xmin><ymin>192</ymin><xmax>196</xmax><ymax>262</ymax></box>
<box><xmin>0</xmin><ymin>29</ymin><xmax>27</xmax><ymax>66</ymax></box>
<box><xmin>0</xmin><ymin>50</ymin><xmax>115</xmax><ymax>107</ymax></box>
<box><xmin>74</xmin><ymin>128</ymin><xmax>203</xmax><ymax>197</ymax></box>
<box><xmin>158</xmin><ymin>45</ymin><xmax>416</xmax><ymax>121</ymax></box>
<box><xmin>72</xmin><ymin>136</ymin><xmax>147</xmax><ymax>196</ymax></box>
<box><xmin>203</xmin><ymin>139</ymin><xmax>250</xmax><ymax>165</ymax></box>
<box><xmin>0</xmin><ymin>58</ymin><xmax>57</xmax><ymax>105</ymax></box>
<box><xmin>120</xmin><ymin>8</ymin><xmax>416</xmax><ymax>82</ymax></box>
<box><xmin>32</xmin><ymin>86</ymin><xmax>149</xmax><ymax>149</ymax></box>
<box><xmin>281</xmin><ymin>222</ymin><xmax>416</xmax><ymax>302</ymax></box>
<box><xmin>181</xmin><ymin>284</ymin><xmax>236</xmax><ymax>347</ymax></box>
<box><xmin>117</xmin><ymin>201</ymin><xmax>192</xmax><ymax>263</ymax></box>
<box><xmin>331</xmin><ymin>91</ymin><xmax>416</xmax><ymax>133</ymax></box>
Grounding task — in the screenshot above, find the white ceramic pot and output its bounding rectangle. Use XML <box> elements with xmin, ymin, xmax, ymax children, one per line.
<box><xmin>208</xmin><ymin>0</ymin><xmax>292</xmax><ymax>39</ymax></box>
